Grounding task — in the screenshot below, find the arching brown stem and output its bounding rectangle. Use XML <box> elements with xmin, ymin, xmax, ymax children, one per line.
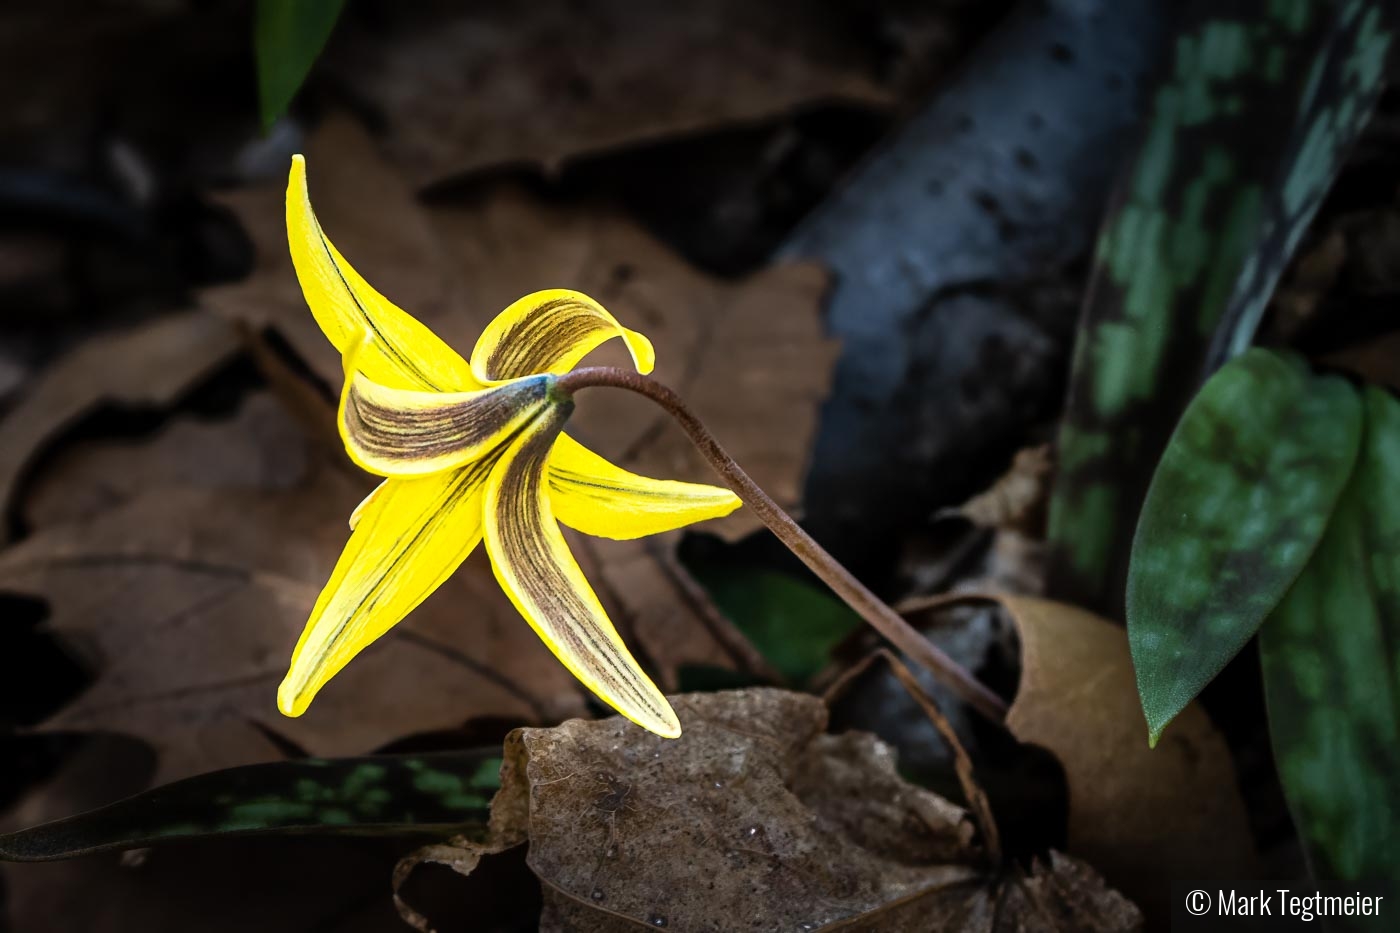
<box><xmin>557</xmin><ymin>366</ymin><xmax>1008</xmax><ymax>723</ymax></box>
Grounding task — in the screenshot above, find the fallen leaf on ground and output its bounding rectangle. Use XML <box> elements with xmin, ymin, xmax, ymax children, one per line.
<box><xmin>323</xmin><ymin>0</ymin><xmax>954</xmax><ymax>185</ymax></box>
<box><xmin>996</xmin><ymin>595</ymin><xmax>1256</xmax><ymax>921</ymax></box>
<box><xmin>203</xmin><ymin>113</ymin><xmax>839</xmax><ymax>683</ymax></box>
<box><xmin>401</xmin><ymin>689</ymin><xmax>1142</xmax><ymax>932</ymax></box>
<box><xmin>0</xmin><ymin>395</ymin><xmax>585</xmax><ymax>787</ymax></box>
<box><xmin>0</xmin><ymin>312</ymin><xmax>241</xmax><ymax>542</ymax></box>
<box><xmin>952</xmin><ymin>444</ymin><xmax>1053</xmax><ymax>535</ymax></box>
<box><xmin>21</xmin><ymin>392</ymin><xmax>308</xmax><ymax>532</ymax></box>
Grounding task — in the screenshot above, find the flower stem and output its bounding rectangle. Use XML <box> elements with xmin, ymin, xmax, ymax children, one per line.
<box><xmin>557</xmin><ymin>366</ymin><xmax>1009</xmax><ymax>723</ymax></box>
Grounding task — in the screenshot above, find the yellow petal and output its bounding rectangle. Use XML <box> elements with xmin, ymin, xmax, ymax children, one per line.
<box><xmin>348</xmin><ymin>480</ymin><xmax>385</xmax><ymax>530</ymax></box>
<box><xmin>483</xmin><ymin>405</ymin><xmax>680</xmax><ymax>737</ymax></box>
<box><xmin>287</xmin><ymin>155</ymin><xmax>477</xmax><ymax>392</ymax></box>
<box><xmin>339</xmin><ymin>365</ymin><xmax>557</xmax><ymax>477</ymax></box>
<box><xmin>548</xmin><ymin>433</ymin><xmax>740</xmax><ymax>539</ymax></box>
<box><xmin>278</xmin><ymin>467</ymin><xmax>492</xmax><ymax>717</ymax></box>
<box><xmin>470</xmin><ymin>289</ymin><xmax>655</xmax><ymax>383</ymax></box>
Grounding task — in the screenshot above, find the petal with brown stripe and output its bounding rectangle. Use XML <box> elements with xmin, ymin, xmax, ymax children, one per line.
<box><xmin>483</xmin><ymin>404</ymin><xmax>681</xmax><ymax>738</ymax></box>
<box><xmin>287</xmin><ymin>155</ymin><xmax>478</xmax><ymax>392</ymax></box>
<box><xmin>469</xmin><ymin>289</ymin><xmax>655</xmax><ymax>383</ymax></box>
<box><xmin>339</xmin><ymin>365</ymin><xmax>558</xmax><ymax>477</ymax></box>
<box><xmin>278</xmin><ymin>466</ymin><xmax>494</xmax><ymax>717</ymax></box>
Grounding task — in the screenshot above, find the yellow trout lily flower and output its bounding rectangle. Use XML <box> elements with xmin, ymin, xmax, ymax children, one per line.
<box><xmin>277</xmin><ymin>156</ymin><xmax>741</xmax><ymax>737</ymax></box>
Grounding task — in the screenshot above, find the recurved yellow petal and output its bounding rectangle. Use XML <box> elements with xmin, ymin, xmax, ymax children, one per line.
<box><xmin>278</xmin><ymin>467</ymin><xmax>492</xmax><ymax>717</ymax></box>
<box><xmin>470</xmin><ymin>289</ymin><xmax>655</xmax><ymax>383</ymax></box>
<box><xmin>348</xmin><ymin>479</ymin><xmax>385</xmax><ymax>530</ymax></box>
<box><xmin>287</xmin><ymin>155</ymin><xmax>477</xmax><ymax>392</ymax></box>
<box><xmin>339</xmin><ymin>366</ymin><xmax>556</xmax><ymax>477</ymax></box>
<box><xmin>547</xmin><ymin>433</ymin><xmax>740</xmax><ymax>539</ymax></box>
<box><xmin>484</xmin><ymin>405</ymin><xmax>681</xmax><ymax>738</ymax></box>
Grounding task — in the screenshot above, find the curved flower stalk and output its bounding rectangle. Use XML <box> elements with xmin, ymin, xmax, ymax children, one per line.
<box><xmin>281</xmin><ymin>156</ymin><xmax>1007</xmax><ymax>737</ymax></box>
<box><xmin>280</xmin><ymin>156</ymin><xmax>740</xmax><ymax>737</ymax></box>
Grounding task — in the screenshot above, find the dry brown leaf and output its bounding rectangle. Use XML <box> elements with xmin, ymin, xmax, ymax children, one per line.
<box><xmin>400</xmin><ymin>689</ymin><xmax>1141</xmax><ymax>933</ymax></box>
<box><xmin>203</xmin><ymin>114</ymin><xmax>838</xmax><ymax>683</ymax></box>
<box><xmin>0</xmin><ymin>398</ymin><xmax>585</xmax><ymax>785</ymax></box>
<box><xmin>0</xmin><ymin>312</ymin><xmax>241</xmax><ymax>542</ymax></box>
<box><xmin>323</xmin><ymin>0</ymin><xmax>941</xmax><ymax>185</ymax></box>
<box><xmin>21</xmin><ymin>392</ymin><xmax>308</xmax><ymax>532</ymax></box>
<box><xmin>994</xmin><ymin>595</ymin><xmax>1257</xmax><ymax>922</ymax></box>
<box><xmin>954</xmin><ymin>443</ymin><xmax>1053</xmax><ymax>534</ymax></box>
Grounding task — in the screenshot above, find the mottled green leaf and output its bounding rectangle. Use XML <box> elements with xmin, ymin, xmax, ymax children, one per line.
<box><xmin>1049</xmin><ymin>0</ymin><xmax>1394</xmax><ymax>615</ymax></box>
<box><xmin>1261</xmin><ymin>386</ymin><xmax>1400</xmax><ymax>881</ymax></box>
<box><xmin>0</xmin><ymin>750</ymin><xmax>500</xmax><ymax>861</ymax></box>
<box><xmin>254</xmin><ymin>0</ymin><xmax>347</xmax><ymax>131</ymax></box>
<box><xmin>685</xmin><ymin>563</ymin><xmax>861</xmax><ymax>684</ymax></box>
<box><xmin>1128</xmin><ymin>349</ymin><xmax>1361</xmax><ymax>743</ymax></box>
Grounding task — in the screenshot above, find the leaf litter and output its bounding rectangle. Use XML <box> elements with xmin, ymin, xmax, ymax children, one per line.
<box><xmin>0</xmin><ymin>446</ymin><xmax>585</xmax><ymax>786</ymax></box>
<box><xmin>398</xmin><ymin>688</ymin><xmax>1143</xmax><ymax>933</ymax></box>
<box><xmin>978</xmin><ymin>594</ymin><xmax>1255</xmax><ymax>920</ymax></box>
<box><xmin>830</xmin><ymin>591</ymin><xmax>1256</xmax><ymax>925</ymax></box>
<box><xmin>0</xmin><ymin>312</ymin><xmax>242</xmax><ymax>543</ymax></box>
<box><xmin>1</xmin><ymin>108</ymin><xmax>838</xmax><ymax>791</ymax></box>
<box><xmin>0</xmin><ymin>16</ymin><xmax>1273</xmax><ymax>926</ymax></box>
<box><xmin>0</xmin><ymin>97</ymin><xmax>844</xmax><ymax>920</ymax></box>
<box><xmin>321</xmin><ymin>0</ymin><xmax>967</xmax><ymax>185</ymax></box>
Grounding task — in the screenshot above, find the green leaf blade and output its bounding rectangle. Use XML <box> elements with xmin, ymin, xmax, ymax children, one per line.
<box><xmin>0</xmin><ymin>750</ymin><xmax>499</xmax><ymax>861</ymax></box>
<box><xmin>1128</xmin><ymin>349</ymin><xmax>1362</xmax><ymax>741</ymax></box>
<box><xmin>1047</xmin><ymin>2</ymin><xmax>1394</xmax><ymax>615</ymax></box>
<box><xmin>254</xmin><ymin>0</ymin><xmax>347</xmax><ymax>131</ymax></box>
<box><xmin>684</xmin><ymin>563</ymin><xmax>861</xmax><ymax>685</ymax></box>
<box><xmin>1261</xmin><ymin>386</ymin><xmax>1400</xmax><ymax>881</ymax></box>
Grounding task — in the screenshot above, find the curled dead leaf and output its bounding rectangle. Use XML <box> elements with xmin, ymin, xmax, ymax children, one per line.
<box><xmin>398</xmin><ymin>689</ymin><xmax>1142</xmax><ymax>932</ymax></box>
<box><xmin>921</xmin><ymin>594</ymin><xmax>1257</xmax><ymax>922</ymax></box>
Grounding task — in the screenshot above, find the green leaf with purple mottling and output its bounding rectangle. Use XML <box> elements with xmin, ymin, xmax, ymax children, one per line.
<box><xmin>0</xmin><ymin>749</ymin><xmax>499</xmax><ymax>861</ymax></box>
<box><xmin>1048</xmin><ymin>0</ymin><xmax>1393</xmax><ymax>615</ymax></box>
<box><xmin>1128</xmin><ymin>349</ymin><xmax>1361</xmax><ymax>743</ymax></box>
<box><xmin>1261</xmin><ymin>386</ymin><xmax>1400</xmax><ymax>882</ymax></box>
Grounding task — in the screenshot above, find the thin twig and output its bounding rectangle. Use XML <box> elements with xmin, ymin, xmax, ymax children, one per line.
<box><xmin>823</xmin><ymin>649</ymin><xmax>1002</xmax><ymax>864</ymax></box>
<box><xmin>556</xmin><ymin>366</ymin><xmax>1008</xmax><ymax>723</ymax></box>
